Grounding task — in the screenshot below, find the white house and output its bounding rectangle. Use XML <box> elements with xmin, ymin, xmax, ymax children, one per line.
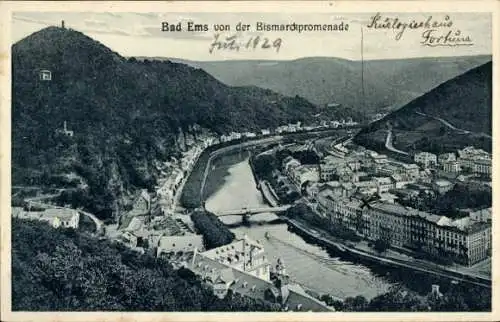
<box><xmin>39</xmin><ymin>69</ymin><xmax>52</xmax><ymax>81</ymax></box>
<box><xmin>414</xmin><ymin>152</ymin><xmax>437</xmax><ymax>168</ymax></box>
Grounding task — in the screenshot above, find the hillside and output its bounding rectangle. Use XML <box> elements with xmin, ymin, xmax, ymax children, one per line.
<box><xmin>157</xmin><ymin>55</ymin><xmax>491</xmax><ymax>115</ymax></box>
<box><xmin>11</xmin><ymin>218</ymin><xmax>279</xmax><ymax>311</ymax></box>
<box><xmin>354</xmin><ymin>61</ymin><xmax>492</xmax><ymax>154</ymax></box>
<box><xmin>12</xmin><ymin>26</ymin><xmax>324</xmax><ymax>220</ymax></box>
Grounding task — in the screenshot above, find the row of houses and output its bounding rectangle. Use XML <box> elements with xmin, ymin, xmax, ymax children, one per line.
<box><xmin>156</xmin><ymin>140</ymin><xmax>211</xmax><ymax>214</ymax></box>
<box><xmin>316</xmin><ymin>189</ymin><xmax>491</xmax><ymax>266</ymax></box>
<box><xmin>413</xmin><ymin>147</ymin><xmax>492</xmax><ymax>176</ymax></box>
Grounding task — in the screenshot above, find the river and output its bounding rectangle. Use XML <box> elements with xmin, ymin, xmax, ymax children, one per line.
<box><xmin>204</xmin><ymin>151</ymin><xmax>393</xmax><ymax>300</ymax></box>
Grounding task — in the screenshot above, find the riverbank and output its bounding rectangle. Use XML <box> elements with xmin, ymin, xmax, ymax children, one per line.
<box><xmin>181</xmin><ymin>136</ymin><xmax>284</xmax><ymax>209</ymax></box>
<box><xmin>282</xmin><ymin>216</ymin><xmax>491</xmax><ymax>289</ymax></box>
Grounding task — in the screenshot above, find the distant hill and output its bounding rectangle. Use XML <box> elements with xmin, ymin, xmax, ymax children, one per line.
<box><xmin>354</xmin><ymin>61</ymin><xmax>492</xmax><ymax>154</ymax></box>
<box><xmin>12</xmin><ymin>26</ymin><xmax>327</xmax><ymax>220</ymax></box>
<box><xmin>143</xmin><ymin>55</ymin><xmax>492</xmax><ymax>116</ymax></box>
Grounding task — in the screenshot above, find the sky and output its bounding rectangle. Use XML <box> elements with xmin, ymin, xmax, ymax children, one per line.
<box><xmin>11</xmin><ymin>11</ymin><xmax>492</xmax><ymax>61</ymax></box>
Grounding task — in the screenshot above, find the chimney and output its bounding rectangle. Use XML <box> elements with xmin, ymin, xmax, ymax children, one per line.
<box><xmin>61</xmin><ymin>20</ymin><xmax>65</xmax><ymax>29</ymax></box>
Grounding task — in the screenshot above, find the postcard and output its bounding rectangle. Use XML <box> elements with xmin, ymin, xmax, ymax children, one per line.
<box><xmin>0</xmin><ymin>1</ymin><xmax>497</xmax><ymax>321</ymax></box>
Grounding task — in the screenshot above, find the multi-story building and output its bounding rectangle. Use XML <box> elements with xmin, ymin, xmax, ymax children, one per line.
<box><xmin>362</xmin><ymin>202</ymin><xmax>491</xmax><ymax>266</ymax></box>
<box><xmin>400</xmin><ymin>163</ymin><xmax>420</xmax><ymax>179</ymax></box>
<box><xmin>457</xmin><ymin>146</ymin><xmax>491</xmax><ymax>172</ymax></box>
<box><xmin>474</xmin><ymin>159</ymin><xmax>492</xmax><ymax>176</ymax></box>
<box><xmin>442</xmin><ymin>160</ymin><xmax>461</xmax><ymax>173</ymax></box>
<box><xmin>202</xmin><ymin>235</ymin><xmax>271</xmax><ymax>281</ymax></box>
<box><xmin>331</xmin><ymin>198</ymin><xmax>364</xmax><ymax>234</ymax></box>
<box><xmin>289</xmin><ymin>165</ymin><xmax>319</xmax><ymax>188</ymax></box>
<box><xmin>438</xmin><ymin>152</ymin><xmax>456</xmax><ymax>164</ymax></box>
<box><xmin>373</xmin><ymin>177</ymin><xmax>394</xmax><ymax>193</ymax></box>
<box><xmin>319</xmin><ymin>162</ymin><xmax>337</xmax><ymax>182</ymax></box>
<box><xmin>13</xmin><ymin>207</ymin><xmax>80</xmax><ymax>229</ymax></box>
<box><xmin>431</xmin><ymin>218</ymin><xmax>491</xmax><ymax>266</ymax></box>
<box><xmin>458</xmin><ymin>146</ymin><xmax>490</xmax><ymax>160</ymax></box>
<box><xmin>369</xmin><ymin>152</ymin><xmax>388</xmax><ymax>164</ymax></box>
<box><xmin>459</xmin><ymin>157</ymin><xmax>477</xmax><ymax>172</ymax></box>
<box><xmin>414</xmin><ymin>152</ymin><xmax>437</xmax><ymax>168</ymax></box>
<box><xmin>346</xmin><ymin>159</ymin><xmax>361</xmax><ymax>172</ymax></box>
<box><xmin>189</xmin><ymin>250</ymin><xmax>333</xmax><ymax>311</ymax></box>
<box><xmin>467</xmin><ymin>207</ymin><xmax>492</xmax><ymax>222</ymax></box>
<box><xmin>432</xmin><ymin>179</ymin><xmax>454</xmax><ymax>194</ymax></box>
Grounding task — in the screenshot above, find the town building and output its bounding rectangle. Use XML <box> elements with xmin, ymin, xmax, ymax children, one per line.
<box><xmin>442</xmin><ymin>160</ymin><xmax>461</xmax><ymax>173</ymax></box>
<box><xmin>39</xmin><ymin>69</ymin><xmax>52</xmax><ymax>81</ymax></box>
<box><xmin>474</xmin><ymin>159</ymin><xmax>492</xmax><ymax>176</ymax></box>
<box><xmin>157</xmin><ymin>235</ymin><xmax>204</xmax><ymax>257</ymax></box>
<box><xmin>414</xmin><ymin>152</ymin><xmax>437</xmax><ymax>168</ymax></box>
<box><xmin>362</xmin><ymin>202</ymin><xmax>491</xmax><ymax>266</ymax></box>
<box><xmin>457</xmin><ymin>146</ymin><xmax>491</xmax><ymax>172</ymax></box>
<box><xmin>464</xmin><ymin>207</ymin><xmax>492</xmax><ymax>223</ymax></box>
<box><xmin>368</xmin><ymin>152</ymin><xmax>388</xmax><ymax>165</ymax></box>
<box><xmin>432</xmin><ymin>179</ymin><xmax>454</xmax><ymax>194</ymax></box>
<box><xmin>438</xmin><ymin>152</ymin><xmax>456</xmax><ymax>164</ymax></box>
<box><xmin>189</xmin><ymin>250</ymin><xmax>332</xmax><ymax>311</ymax></box>
<box><xmin>202</xmin><ymin>235</ymin><xmax>271</xmax><ymax>281</ymax></box>
<box><xmin>400</xmin><ymin>163</ymin><xmax>420</xmax><ymax>179</ymax></box>
<box><xmin>458</xmin><ymin>146</ymin><xmax>490</xmax><ymax>160</ymax></box>
<box><xmin>319</xmin><ymin>161</ymin><xmax>337</xmax><ymax>182</ymax></box>
<box><xmin>13</xmin><ymin>207</ymin><xmax>80</xmax><ymax>229</ymax></box>
<box><xmin>373</xmin><ymin>177</ymin><xmax>395</xmax><ymax>193</ymax></box>
<box><xmin>289</xmin><ymin>165</ymin><xmax>320</xmax><ymax>188</ymax></box>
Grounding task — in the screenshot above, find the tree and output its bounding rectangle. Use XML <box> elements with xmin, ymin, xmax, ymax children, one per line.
<box><xmin>191</xmin><ymin>210</ymin><xmax>235</xmax><ymax>249</ymax></box>
<box><xmin>374</xmin><ymin>238</ymin><xmax>390</xmax><ymax>253</ymax></box>
<box><xmin>343</xmin><ymin>295</ymin><xmax>368</xmax><ymax>311</ymax></box>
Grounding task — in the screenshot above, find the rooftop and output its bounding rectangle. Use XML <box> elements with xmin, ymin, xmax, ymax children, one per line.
<box><xmin>190</xmin><ymin>252</ymin><xmax>332</xmax><ymax>311</ymax></box>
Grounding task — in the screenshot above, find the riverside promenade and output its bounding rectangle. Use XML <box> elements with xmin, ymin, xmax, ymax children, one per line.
<box><xmin>283</xmin><ymin>216</ymin><xmax>491</xmax><ymax>289</ymax></box>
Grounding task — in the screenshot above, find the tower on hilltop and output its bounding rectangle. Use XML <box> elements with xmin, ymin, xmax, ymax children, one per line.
<box><xmin>61</xmin><ymin>20</ymin><xmax>65</xmax><ymax>29</ymax></box>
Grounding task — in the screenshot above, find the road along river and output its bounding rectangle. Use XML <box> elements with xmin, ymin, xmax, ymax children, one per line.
<box><xmin>203</xmin><ymin>151</ymin><xmax>393</xmax><ymax>300</ymax></box>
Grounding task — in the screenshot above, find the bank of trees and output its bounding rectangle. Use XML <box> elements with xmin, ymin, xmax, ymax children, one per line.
<box><xmin>321</xmin><ymin>284</ymin><xmax>491</xmax><ymax>312</ymax></box>
<box><xmin>398</xmin><ymin>183</ymin><xmax>492</xmax><ymax>219</ymax></box>
<box><xmin>190</xmin><ymin>210</ymin><xmax>235</xmax><ymax>250</ymax></box>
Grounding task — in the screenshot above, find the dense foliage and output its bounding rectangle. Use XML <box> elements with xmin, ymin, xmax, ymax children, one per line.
<box><xmin>398</xmin><ymin>183</ymin><xmax>492</xmax><ymax>219</ymax></box>
<box><xmin>12</xmin><ymin>218</ymin><xmax>278</xmax><ymax>311</ymax></box>
<box><xmin>321</xmin><ymin>283</ymin><xmax>490</xmax><ymax>312</ymax></box>
<box><xmin>190</xmin><ymin>210</ymin><xmax>235</xmax><ymax>250</ymax></box>
<box><xmin>355</xmin><ymin>61</ymin><xmax>492</xmax><ymax>153</ymax></box>
<box><xmin>12</xmin><ymin>26</ymin><xmax>320</xmax><ymax>221</ymax></box>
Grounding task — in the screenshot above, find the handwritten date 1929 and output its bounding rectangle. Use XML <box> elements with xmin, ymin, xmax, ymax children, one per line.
<box><xmin>209</xmin><ymin>33</ymin><xmax>282</xmax><ymax>54</ymax></box>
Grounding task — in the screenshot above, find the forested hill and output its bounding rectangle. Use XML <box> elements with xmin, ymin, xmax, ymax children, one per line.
<box><xmin>12</xmin><ymin>26</ymin><xmax>321</xmax><ymax>220</ymax></box>
<box><xmin>164</xmin><ymin>55</ymin><xmax>491</xmax><ymax>115</ymax></box>
<box><xmin>355</xmin><ymin>61</ymin><xmax>492</xmax><ymax>154</ymax></box>
<box><xmin>11</xmin><ymin>218</ymin><xmax>280</xmax><ymax>311</ymax></box>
